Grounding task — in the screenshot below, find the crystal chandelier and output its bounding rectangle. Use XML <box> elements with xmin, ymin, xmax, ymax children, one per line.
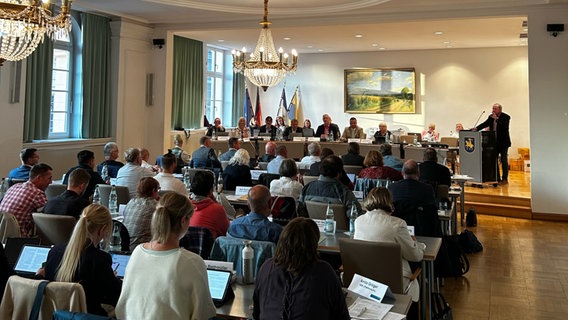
<box><xmin>232</xmin><ymin>0</ymin><xmax>297</xmax><ymax>92</ymax></box>
<box><xmin>0</xmin><ymin>0</ymin><xmax>72</xmax><ymax>65</ymax></box>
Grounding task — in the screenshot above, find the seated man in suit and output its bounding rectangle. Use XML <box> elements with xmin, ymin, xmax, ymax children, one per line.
<box><xmin>283</xmin><ymin>118</ymin><xmax>303</xmax><ymax>139</ymax></box>
<box><xmin>219</xmin><ymin>138</ymin><xmax>241</xmax><ymax>161</ymax></box>
<box><xmin>419</xmin><ymin>148</ymin><xmax>452</xmax><ymax>188</ymax></box>
<box><xmin>299</xmin><ymin>155</ymin><xmax>362</xmax><ymax>217</ymax></box>
<box><xmin>259</xmin><ymin>141</ymin><xmax>277</xmax><ymax>163</ymax></box>
<box><xmin>374</xmin><ymin>122</ymin><xmax>392</xmax><ymax>142</ymax></box>
<box><xmin>97</xmin><ymin>142</ymin><xmax>124</xmax><ymax>179</ymax></box>
<box><xmin>341</xmin><ymin>117</ymin><xmax>365</xmax><ymax>141</ymax></box>
<box><xmin>190</xmin><ymin>136</ymin><xmax>222</xmax><ymax>171</ymax></box>
<box><xmin>206</xmin><ymin>117</ymin><xmax>226</xmax><ymax>137</ymax></box>
<box><xmin>228</xmin><ymin>185</ymin><xmax>283</xmax><ymax>243</ymax></box>
<box><xmin>388</xmin><ymin>160</ymin><xmax>436</xmax><ymax>207</ymax></box>
<box><xmin>7</xmin><ymin>148</ymin><xmax>39</xmax><ymax>180</ymax></box>
<box><xmin>341</xmin><ymin>142</ymin><xmax>365</xmax><ymax>167</ymax></box>
<box><xmin>315</xmin><ymin>114</ymin><xmax>340</xmax><ymax>141</ymax></box>
<box><xmin>259</xmin><ymin>116</ymin><xmax>276</xmax><ymax>139</ymax></box>
<box><xmin>44</xmin><ymin>168</ymin><xmax>90</xmax><ymax>219</ymax></box>
<box><xmin>63</xmin><ymin>150</ymin><xmax>106</xmax><ymax>199</ymax></box>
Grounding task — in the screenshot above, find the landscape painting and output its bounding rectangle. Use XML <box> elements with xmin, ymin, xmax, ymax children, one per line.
<box><xmin>344</xmin><ymin>68</ymin><xmax>416</xmax><ymax>113</ymax></box>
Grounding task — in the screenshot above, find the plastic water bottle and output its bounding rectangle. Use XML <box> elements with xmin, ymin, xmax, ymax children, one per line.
<box><xmin>109</xmin><ymin>185</ymin><xmax>118</xmax><ymax>214</ymax></box>
<box><xmin>329</xmin><ymin>131</ymin><xmax>335</xmax><ymax>142</ymax></box>
<box><xmin>325</xmin><ymin>201</ymin><xmax>335</xmax><ymax>235</ymax></box>
<box><xmin>349</xmin><ymin>201</ymin><xmax>358</xmax><ymax>236</ymax></box>
<box><xmin>92</xmin><ymin>185</ymin><xmax>101</xmax><ymax>204</ymax></box>
<box><xmin>212</xmin><ymin>128</ymin><xmax>216</xmax><ymax>140</ymax></box>
<box><xmin>109</xmin><ymin>223</ymin><xmax>122</xmax><ymax>252</ymax></box>
<box><xmin>101</xmin><ymin>163</ymin><xmax>109</xmax><ymax>182</ymax></box>
<box><xmin>413</xmin><ymin>134</ymin><xmax>418</xmax><ymax>146</ymax></box>
<box><xmin>183</xmin><ymin>167</ymin><xmax>191</xmax><ymax>192</ymax></box>
<box><xmin>217</xmin><ymin>174</ymin><xmax>223</xmax><ymax>193</ymax></box>
<box><xmin>242</xmin><ymin>240</ymin><xmax>254</xmax><ymax>284</ymax></box>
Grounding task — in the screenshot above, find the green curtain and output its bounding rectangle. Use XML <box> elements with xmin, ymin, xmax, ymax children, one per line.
<box><xmin>231</xmin><ymin>71</ymin><xmax>245</xmax><ymax>126</ymax></box>
<box><xmin>172</xmin><ymin>36</ymin><xmax>203</xmax><ymax>129</ymax></box>
<box><xmin>23</xmin><ymin>40</ymin><xmax>53</xmax><ymax>142</ymax></box>
<box><xmin>81</xmin><ymin>13</ymin><xmax>111</xmax><ymax>138</ymax></box>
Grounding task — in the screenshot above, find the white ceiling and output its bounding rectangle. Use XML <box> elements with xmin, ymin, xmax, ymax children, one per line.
<box><xmin>72</xmin><ymin>0</ymin><xmax>568</xmax><ymax>53</ymax></box>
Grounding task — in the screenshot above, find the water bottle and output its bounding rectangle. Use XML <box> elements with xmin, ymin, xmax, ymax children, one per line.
<box><xmin>109</xmin><ymin>185</ymin><xmax>118</xmax><ymax>214</ymax></box>
<box><xmin>109</xmin><ymin>223</ymin><xmax>122</xmax><ymax>252</ymax></box>
<box><xmin>101</xmin><ymin>163</ymin><xmax>109</xmax><ymax>182</ymax></box>
<box><xmin>413</xmin><ymin>134</ymin><xmax>418</xmax><ymax>146</ymax></box>
<box><xmin>92</xmin><ymin>185</ymin><xmax>101</xmax><ymax>204</ymax></box>
<box><xmin>325</xmin><ymin>201</ymin><xmax>335</xmax><ymax>235</ymax></box>
<box><xmin>329</xmin><ymin>131</ymin><xmax>335</xmax><ymax>142</ymax></box>
<box><xmin>217</xmin><ymin>174</ymin><xmax>223</xmax><ymax>193</ymax></box>
<box><xmin>0</xmin><ymin>178</ymin><xmax>7</xmax><ymax>202</ymax></box>
<box><xmin>242</xmin><ymin>240</ymin><xmax>254</xmax><ymax>284</ymax></box>
<box><xmin>349</xmin><ymin>201</ymin><xmax>357</xmax><ymax>236</ymax></box>
<box><xmin>212</xmin><ymin>128</ymin><xmax>216</xmax><ymax>140</ymax></box>
<box><xmin>183</xmin><ymin>166</ymin><xmax>191</xmax><ymax>192</ymax></box>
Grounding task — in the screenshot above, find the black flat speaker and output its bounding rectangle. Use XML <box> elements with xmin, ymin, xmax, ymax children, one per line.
<box><xmin>152</xmin><ymin>38</ymin><xmax>165</xmax><ymax>46</ymax></box>
<box><xmin>547</xmin><ymin>24</ymin><xmax>564</xmax><ymax>32</ymax></box>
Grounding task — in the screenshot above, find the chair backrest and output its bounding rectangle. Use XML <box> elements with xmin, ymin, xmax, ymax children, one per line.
<box><xmin>97</xmin><ymin>184</ymin><xmax>130</xmax><ymax>208</ymax></box>
<box><xmin>392</xmin><ymin>201</ymin><xmax>442</xmax><ymax>237</ymax></box>
<box><xmin>258</xmin><ymin>162</ymin><xmax>269</xmax><ymax>170</ymax></box>
<box><xmin>32</xmin><ymin>213</ymin><xmax>77</xmax><ymax>246</ymax></box>
<box><xmin>112</xmin><ymin>220</ymin><xmax>131</xmax><ymax>252</ymax></box>
<box><xmin>436</xmin><ymin>184</ymin><xmax>450</xmax><ymax>204</ymax></box>
<box><xmin>343</xmin><ymin>165</ymin><xmax>363</xmax><ymax>176</ymax></box>
<box><xmin>7</xmin><ymin>178</ymin><xmax>27</xmax><ymax>188</ymax></box>
<box><xmin>0</xmin><ymin>275</ymin><xmax>87</xmax><ymax>319</ymax></box>
<box><xmin>179</xmin><ymin>226</ymin><xmax>215</xmax><ymax>259</ymax></box>
<box><xmin>0</xmin><ymin>211</ymin><xmax>21</xmax><ymax>244</ymax></box>
<box><xmin>440</xmin><ymin>137</ymin><xmax>458</xmax><ymax>147</ymax></box>
<box><xmin>270</xmin><ymin>196</ymin><xmax>297</xmax><ymax>226</ymax></box>
<box><xmin>258</xmin><ymin>173</ymin><xmax>280</xmax><ymax>188</ymax></box>
<box><xmin>187</xmin><ymin>168</ymin><xmax>215</xmax><ymax>181</ymax></box>
<box><xmin>339</xmin><ymin>238</ymin><xmax>404</xmax><ymax>293</ymax></box>
<box><xmin>209</xmin><ymin>236</ymin><xmax>276</xmax><ymax>280</ymax></box>
<box><xmin>45</xmin><ymin>184</ymin><xmax>68</xmax><ymax>201</ymax></box>
<box><xmin>302</xmin><ymin>175</ymin><xmax>318</xmax><ymax>185</ymax></box>
<box><xmin>304</xmin><ymin>200</ymin><xmax>348</xmax><ymax>230</ymax></box>
<box><xmin>354</xmin><ymin>178</ymin><xmax>391</xmax><ymax>199</ymax></box>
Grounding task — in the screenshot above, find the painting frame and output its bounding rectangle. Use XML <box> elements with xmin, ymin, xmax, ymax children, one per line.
<box><xmin>344</xmin><ymin>68</ymin><xmax>416</xmax><ymax>114</ymax></box>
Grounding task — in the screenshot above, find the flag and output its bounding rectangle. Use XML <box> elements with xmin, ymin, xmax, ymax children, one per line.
<box><xmin>203</xmin><ymin>115</ymin><xmax>210</xmax><ymax>127</ymax></box>
<box><xmin>277</xmin><ymin>87</ymin><xmax>288</xmax><ymax>124</ymax></box>
<box><xmin>244</xmin><ymin>87</ymin><xmax>254</xmax><ymax>126</ymax></box>
<box><xmin>255</xmin><ymin>86</ymin><xmax>263</xmax><ymax>126</ymax></box>
<box><xmin>288</xmin><ymin>86</ymin><xmax>298</xmax><ymax>121</ymax></box>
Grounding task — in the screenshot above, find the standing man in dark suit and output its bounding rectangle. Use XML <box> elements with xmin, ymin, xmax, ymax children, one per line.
<box><xmin>474</xmin><ymin>103</ymin><xmax>511</xmax><ymax>184</ymax></box>
<box><xmin>388</xmin><ymin>160</ymin><xmax>436</xmax><ymax>207</ymax></box>
<box><xmin>315</xmin><ymin>114</ymin><xmax>340</xmax><ymax>141</ymax></box>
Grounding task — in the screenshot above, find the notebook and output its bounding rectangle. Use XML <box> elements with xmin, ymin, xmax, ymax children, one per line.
<box><xmin>111</xmin><ymin>252</ymin><xmax>131</xmax><ymax>279</ymax></box>
<box><xmin>4</xmin><ymin>237</ymin><xmax>41</xmax><ymax>267</ymax></box>
<box><xmin>207</xmin><ymin>268</ymin><xmax>234</xmax><ymax>307</ymax></box>
<box><xmin>14</xmin><ymin>245</ymin><xmax>51</xmax><ymax>277</ymax></box>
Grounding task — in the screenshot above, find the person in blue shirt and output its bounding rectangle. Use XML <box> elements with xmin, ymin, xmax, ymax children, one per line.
<box><xmin>7</xmin><ymin>148</ymin><xmax>39</xmax><ymax>180</ymax></box>
<box><xmin>228</xmin><ymin>185</ymin><xmax>283</xmax><ymax>243</ymax></box>
<box><xmin>266</xmin><ymin>145</ymin><xmax>287</xmax><ymax>174</ymax></box>
<box><xmin>379</xmin><ymin>143</ymin><xmax>403</xmax><ymax>171</ymax></box>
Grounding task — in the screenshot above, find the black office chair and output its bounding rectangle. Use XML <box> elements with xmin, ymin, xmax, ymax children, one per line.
<box><xmin>179</xmin><ymin>226</ymin><xmax>215</xmax><ymax>259</ymax></box>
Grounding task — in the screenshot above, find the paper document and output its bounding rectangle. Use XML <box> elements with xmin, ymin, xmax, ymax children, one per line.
<box><xmin>348</xmin><ymin>297</ymin><xmax>392</xmax><ymax>320</ymax></box>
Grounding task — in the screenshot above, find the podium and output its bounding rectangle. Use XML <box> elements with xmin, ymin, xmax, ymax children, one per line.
<box><xmin>459</xmin><ymin>131</ymin><xmax>497</xmax><ymax>183</ymax></box>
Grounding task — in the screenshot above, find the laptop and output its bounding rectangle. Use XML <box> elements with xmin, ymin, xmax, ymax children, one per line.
<box><xmin>207</xmin><ymin>268</ymin><xmax>234</xmax><ymax>307</ymax></box>
<box><xmin>111</xmin><ymin>252</ymin><xmax>131</xmax><ymax>279</ymax></box>
<box><xmin>14</xmin><ymin>244</ymin><xmax>51</xmax><ymax>277</ymax></box>
<box><xmin>4</xmin><ymin>237</ymin><xmax>41</xmax><ymax>267</ymax></box>
<box><xmin>302</xmin><ymin>128</ymin><xmax>314</xmax><ymax>137</ymax></box>
<box><xmin>216</xmin><ymin>131</ymin><xmax>229</xmax><ymax>137</ymax></box>
<box><xmin>373</xmin><ymin>136</ymin><xmax>386</xmax><ymax>144</ymax></box>
<box><xmin>289</xmin><ymin>132</ymin><xmax>303</xmax><ymax>139</ymax></box>
<box><xmin>346</xmin><ymin>173</ymin><xmax>356</xmax><ymax>184</ymax></box>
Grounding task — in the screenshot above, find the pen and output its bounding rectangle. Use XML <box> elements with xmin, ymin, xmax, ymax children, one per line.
<box><xmin>113</xmin><ymin>263</ymin><xmax>120</xmax><ymax>272</ymax></box>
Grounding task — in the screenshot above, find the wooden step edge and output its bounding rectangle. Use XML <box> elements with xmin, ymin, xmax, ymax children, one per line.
<box><xmin>462</xmin><ymin>201</ymin><xmax>531</xmax><ymax>211</ymax></box>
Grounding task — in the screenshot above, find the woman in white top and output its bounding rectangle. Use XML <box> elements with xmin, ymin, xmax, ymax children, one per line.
<box><xmin>115</xmin><ymin>192</ymin><xmax>216</xmax><ymax>320</ymax></box>
<box><xmin>232</xmin><ymin>116</ymin><xmax>251</xmax><ymax>138</ymax></box>
<box><xmin>270</xmin><ymin>159</ymin><xmax>304</xmax><ymax>200</ymax></box>
<box><xmin>354</xmin><ymin>187</ymin><xmax>426</xmax><ymax>303</ymax></box>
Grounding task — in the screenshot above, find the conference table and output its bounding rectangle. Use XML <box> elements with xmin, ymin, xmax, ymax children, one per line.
<box><xmin>319</xmin><ymin>231</ymin><xmax>442</xmax><ymax>320</ymax></box>
<box><xmin>215</xmin><ymin>283</ymin><xmax>412</xmax><ymax>319</ymax></box>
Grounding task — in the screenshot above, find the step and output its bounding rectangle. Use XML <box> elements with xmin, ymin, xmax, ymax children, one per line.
<box><xmin>462</xmin><ymin>201</ymin><xmax>532</xmax><ymax>219</ymax></box>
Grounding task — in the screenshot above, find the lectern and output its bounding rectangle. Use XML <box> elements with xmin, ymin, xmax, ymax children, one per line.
<box><xmin>459</xmin><ymin>131</ymin><xmax>497</xmax><ymax>183</ymax></box>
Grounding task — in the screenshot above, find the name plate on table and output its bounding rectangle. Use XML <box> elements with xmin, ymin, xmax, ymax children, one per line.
<box><xmin>242</xmin><ymin>138</ymin><xmax>250</xmax><ymax>142</ymax></box>
<box><xmin>348</xmin><ymin>273</ymin><xmax>395</xmax><ymax>303</ymax></box>
<box><xmin>217</xmin><ymin>136</ymin><xmax>230</xmax><ymax>141</ymax></box>
<box><xmin>307</xmin><ymin>137</ymin><xmax>320</xmax><ymax>142</ymax></box>
<box><xmin>250</xmin><ymin>170</ymin><xmax>267</xmax><ymax>180</ymax></box>
<box><xmin>235</xmin><ymin>186</ymin><xmax>252</xmax><ymax>196</ymax></box>
<box><xmin>353</xmin><ymin>190</ymin><xmax>364</xmax><ymax>200</ymax></box>
<box><xmin>293</xmin><ymin>136</ymin><xmax>306</xmax><ymax>142</ymax></box>
<box><xmin>204</xmin><ymin>260</ymin><xmax>234</xmax><ymax>272</ymax></box>
<box><xmin>360</xmin><ymin>139</ymin><xmax>373</xmax><ymax>144</ymax></box>
<box><xmin>347</xmin><ymin>138</ymin><xmax>361</xmax><ymax>143</ymax></box>
<box><xmin>407</xmin><ymin>226</ymin><xmax>415</xmax><ymax>236</ymax></box>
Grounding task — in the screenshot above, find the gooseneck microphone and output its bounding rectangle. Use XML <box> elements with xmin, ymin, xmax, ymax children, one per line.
<box><xmin>473</xmin><ymin>110</ymin><xmax>486</xmax><ymax>128</ymax></box>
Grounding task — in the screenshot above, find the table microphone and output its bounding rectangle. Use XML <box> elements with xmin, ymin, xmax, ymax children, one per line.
<box><xmin>472</xmin><ymin>110</ymin><xmax>486</xmax><ymax>128</ymax></box>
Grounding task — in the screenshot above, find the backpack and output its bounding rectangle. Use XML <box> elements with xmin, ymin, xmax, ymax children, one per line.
<box><xmin>466</xmin><ymin>207</ymin><xmax>477</xmax><ymax>227</ymax></box>
<box><xmin>459</xmin><ymin>229</ymin><xmax>483</xmax><ymax>253</ymax></box>
<box><xmin>437</xmin><ymin>235</ymin><xmax>470</xmax><ymax>277</ymax></box>
<box><xmin>432</xmin><ymin>292</ymin><xmax>453</xmax><ymax>320</ymax></box>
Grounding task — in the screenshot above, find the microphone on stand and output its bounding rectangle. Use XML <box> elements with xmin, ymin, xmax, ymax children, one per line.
<box><xmin>472</xmin><ymin>110</ymin><xmax>486</xmax><ymax>129</ymax></box>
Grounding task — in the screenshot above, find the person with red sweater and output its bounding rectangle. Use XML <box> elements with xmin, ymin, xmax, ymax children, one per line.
<box><xmin>189</xmin><ymin>170</ymin><xmax>229</xmax><ymax>238</ymax></box>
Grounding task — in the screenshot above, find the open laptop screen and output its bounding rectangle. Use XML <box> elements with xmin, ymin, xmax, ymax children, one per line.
<box><xmin>14</xmin><ymin>245</ymin><xmax>50</xmax><ymax>276</ymax></box>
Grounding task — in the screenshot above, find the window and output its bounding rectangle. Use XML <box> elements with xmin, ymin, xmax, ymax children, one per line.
<box><xmin>205</xmin><ymin>47</ymin><xmax>225</xmax><ymax>123</ymax></box>
<box><xmin>50</xmin><ymin>34</ymin><xmax>72</xmax><ymax>137</ymax></box>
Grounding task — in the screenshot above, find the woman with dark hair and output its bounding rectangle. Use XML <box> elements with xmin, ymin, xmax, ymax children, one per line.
<box><xmin>253</xmin><ymin>217</ymin><xmax>349</xmax><ymax>320</ymax></box>
<box><xmin>122</xmin><ymin>177</ymin><xmax>160</xmax><ymax>251</ymax></box>
<box><xmin>302</xmin><ymin>119</ymin><xmax>315</xmax><ymax>137</ymax></box>
<box><xmin>116</xmin><ymin>192</ymin><xmax>216</xmax><ymax>319</ymax></box>
<box><xmin>358</xmin><ymin>150</ymin><xmax>403</xmax><ymax>181</ymax></box>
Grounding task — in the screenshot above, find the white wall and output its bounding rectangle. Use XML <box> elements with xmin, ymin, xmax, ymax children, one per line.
<box><xmin>256</xmin><ymin>47</ymin><xmax>530</xmax><ymax>157</ymax></box>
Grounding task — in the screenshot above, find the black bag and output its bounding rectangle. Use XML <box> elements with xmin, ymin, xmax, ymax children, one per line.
<box><xmin>466</xmin><ymin>207</ymin><xmax>477</xmax><ymax>227</ymax></box>
<box><xmin>459</xmin><ymin>229</ymin><xmax>483</xmax><ymax>253</ymax></box>
<box><xmin>432</xmin><ymin>292</ymin><xmax>453</xmax><ymax>320</ymax></box>
<box><xmin>438</xmin><ymin>235</ymin><xmax>470</xmax><ymax>277</ymax></box>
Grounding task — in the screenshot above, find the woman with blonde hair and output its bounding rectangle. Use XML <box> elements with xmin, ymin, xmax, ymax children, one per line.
<box><xmin>232</xmin><ymin>116</ymin><xmax>251</xmax><ymax>138</ymax></box>
<box><xmin>222</xmin><ymin>148</ymin><xmax>253</xmax><ymax>191</ymax></box>
<box><xmin>354</xmin><ymin>187</ymin><xmax>426</xmax><ymax>316</ymax></box>
<box><xmin>171</xmin><ymin>133</ymin><xmax>190</xmax><ymax>164</ymax></box>
<box><xmin>116</xmin><ymin>192</ymin><xmax>216</xmax><ymax>319</ymax></box>
<box><xmin>43</xmin><ymin>204</ymin><xmax>121</xmax><ymax>316</ymax></box>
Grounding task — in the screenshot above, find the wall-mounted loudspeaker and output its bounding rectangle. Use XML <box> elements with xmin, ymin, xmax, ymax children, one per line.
<box><xmin>9</xmin><ymin>61</ymin><xmax>22</xmax><ymax>104</ymax></box>
<box><xmin>146</xmin><ymin>73</ymin><xmax>154</xmax><ymax>106</ymax></box>
<box><xmin>152</xmin><ymin>38</ymin><xmax>165</xmax><ymax>49</ymax></box>
<box><xmin>547</xmin><ymin>24</ymin><xmax>564</xmax><ymax>37</ymax></box>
